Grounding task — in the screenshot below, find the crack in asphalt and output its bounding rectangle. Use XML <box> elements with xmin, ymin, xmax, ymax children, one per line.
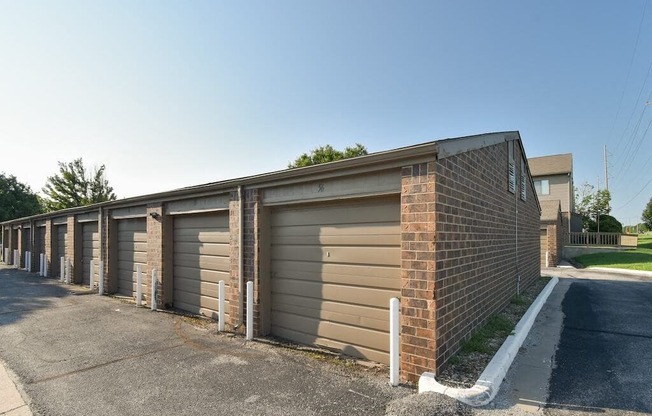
<box><xmin>564</xmin><ymin>325</ymin><xmax>652</xmax><ymax>340</ymax></box>
<box><xmin>27</xmin><ymin>343</ymin><xmax>185</xmax><ymax>385</ymax></box>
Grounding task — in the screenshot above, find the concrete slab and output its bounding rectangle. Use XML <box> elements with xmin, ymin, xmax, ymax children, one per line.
<box><xmin>0</xmin><ymin>361</ymin><xmax>31</xmax><ymax>416</ymax></box>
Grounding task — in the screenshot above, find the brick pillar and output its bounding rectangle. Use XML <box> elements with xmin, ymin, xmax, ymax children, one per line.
<box><xmin>243</xmin><ymin>189</ymin><xmax>261</xmax><ymax>336</ymax></box>
<box><xmin>400</xmin><ymin>162</ymin><xmax>437</xmax><ymax>383</ymax></box>
<box><xmin>44</xmin><ymin>220</ymin><xmax>52</xmax><ymax>276</ymax></box>
<box><xmin>66</xmin><ymin>216</ymin><xmax>78</xmax><ymax>282</ymax></box>
<box><xmin>16</xmin><ymin>226</ymin><xmax>23</xmax><ymax>268</ymax></box>
<box><xmin>229</xmin><ymin>191</ymin><xmax>241</xmax><ymax>330</ymax></box>
<box><xmin>147</xmin><ymin>204</ymin><xmax>164</xmax><ymax>308</ymax></box>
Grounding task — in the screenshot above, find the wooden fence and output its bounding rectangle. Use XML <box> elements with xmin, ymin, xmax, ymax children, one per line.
<box><xmin>568</xmin><ymin>232</ymin><xmax>638</xmax><ymax>247</ymax></box>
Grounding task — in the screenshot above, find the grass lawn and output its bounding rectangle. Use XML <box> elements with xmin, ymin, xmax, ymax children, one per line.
<box><xmin>574</xmin><ymin>233</ymin><xmax>652</xmax><ymax>271</ymax></box>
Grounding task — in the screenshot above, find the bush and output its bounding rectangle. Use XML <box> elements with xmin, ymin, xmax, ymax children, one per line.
<box><xmin>588</xmin><ymin>214</ymin><xmax>623</xmax><ymax>233</ymax></box>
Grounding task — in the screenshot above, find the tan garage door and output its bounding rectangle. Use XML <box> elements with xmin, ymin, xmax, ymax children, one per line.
<box><xmin>54</xmin><ymin>225</ymin><xmax>67</xmax><ymax>278</ymax></box>
<box><xmin>117</xmin><ymin>219</ymin><xmax>147</xmax><ymax>297</ymax></box>
<box><xmin>270</xmin><ymin>197</ymin><xmax>400</xmax><ymax>364</ymax></box>
<box><xmin>81</xmin><ymin>222</ymin><xmax>99</xmax><ymax>285</ymax></box>
<box><xmin>35</xmin><ymin>227</ymin><xmax>46</xmax><ymax>259</ymax></box>
<box><xmin>540</xmin><ymin>229</ymin><xmax>548</xmax><ymax>267</ymax></box>
<box><xmin>173</xmin><ymin>212</ymin><xmax>230</xmax><ymax>320</ymax></box>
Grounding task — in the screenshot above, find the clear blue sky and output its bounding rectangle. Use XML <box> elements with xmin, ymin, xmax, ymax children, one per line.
<box><xmin>1</xmin><ymin>1</ymin><xmax>651</xmax><ymax>225</ymax></box>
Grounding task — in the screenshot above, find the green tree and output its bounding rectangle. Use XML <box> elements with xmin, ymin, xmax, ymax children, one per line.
<box><xmin>643</xmin><ymin>197</ymin><xmax>652</xmax><ymax>230</ymax></box>
<box><xmin>0</xmin><ymin>173</ymin><xmax>42</xmax><ymax>222</ymax></box>
<box><xmin>289</xmin><ymin>143</ymin><xmax>368</xmax><ymax>168</ymax></box>
<box><xmin>575</xmin><ymin>182</ymin><xmax>611</xmax><ymax>231</ymax></box>
<box><xmin>588</xmin><ymin>214</ymin><xmax>622</xmax><ymax>233</ymax></box>
<box><xmin>42</xmin><ymin>158</ymin><xmax>117</xmax><ymax>211</ymax></box>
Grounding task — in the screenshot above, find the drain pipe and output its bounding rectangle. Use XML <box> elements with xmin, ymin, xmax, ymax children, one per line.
<box><xmin>515</xmin><ymin>181</ymin><xmax>520</xmax><ymax>296</ymax></box>
<box><xmin>238</xmin><ymin>185</ymin><xmax>244</xmax><ymax>326</ymax></box>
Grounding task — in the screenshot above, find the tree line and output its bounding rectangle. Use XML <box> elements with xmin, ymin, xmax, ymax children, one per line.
<box><xmin>0</xmin><ymin>158</ymin><xmax>116</xmax><ymax>222</ymax></box>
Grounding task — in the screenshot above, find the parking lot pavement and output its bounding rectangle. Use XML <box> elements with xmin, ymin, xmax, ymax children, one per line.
<box><xmin>0</xmin><ymin>266</ymin><xmax>413</xmax><ymax>416</ymax></box>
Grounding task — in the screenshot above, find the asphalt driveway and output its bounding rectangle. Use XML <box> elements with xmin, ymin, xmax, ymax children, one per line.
<box><xmin>0</xmin><ymin>266</ymin><xmax>413</xmax><ymax>416</ymax></box>
<box><xmin>546</xmin><ymin>274</ymin><xmax>652</xmax><ymax>414</ymax></box>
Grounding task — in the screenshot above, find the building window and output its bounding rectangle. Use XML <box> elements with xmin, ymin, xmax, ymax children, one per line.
<box><xmin>534</xmin><ymin>179</ymin><xmax>550</xmax><ymax>195</ymax></box>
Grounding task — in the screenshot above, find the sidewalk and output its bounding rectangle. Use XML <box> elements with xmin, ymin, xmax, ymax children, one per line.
<box><xmin>0</xmin><ymin>361</ymin><xmax>31</xmax><ymax>416</ymax></box>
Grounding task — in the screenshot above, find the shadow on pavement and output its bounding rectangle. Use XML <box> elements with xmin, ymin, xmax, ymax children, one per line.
<box><xmin>0</xmin><ymin>266</ymin><xmax>70</xmax><ymax>327</ymax></box>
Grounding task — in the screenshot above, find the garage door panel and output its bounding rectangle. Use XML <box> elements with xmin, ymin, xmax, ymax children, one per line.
<box><xmin>117</xmin><ymin>219</ymin><xmax>147</xmax><ymax>297</ymax></box>
<box><xmin>173</xmin><ymin>301</ymin><xmax>229</xmax><ymax>320</ymax></box>
<box><xmin>271</xmin><ymin>234</ymin><xmax>400</xmax><ymax>246</ymax></box>
<box><xmin>271</xmin><ymin>245</ymin><xmax>399</xmax><ymax>266</ymax></box>
<box><xmin>118</xmin><ymin>241</ymin><xmax>147</xmax><ymax>252</ymax></box>
<box><xmin>272</xmin><ymin>326</ymin><xmax>388</xmax><ymax>364</ymax></box>
<box><xmin>174</xmin><ymin>266</ymin><xmax>229</xmax><ymax>284</ymax></box>
<box><xmin>272</xmin><ymin>260</ymin><xmax>399</xmax><ymax>281</ymax></box>
<box><xmin>272</xmin><ymin>261</ymin><xmax>399</xmax><ymax>289</ymax></box>
<box><xmin>173</xmin><ymin>255</ymin><xmax>230</xmax><ymax>271</ymax></box>
<box><xmin>173</xmin><ymin>230</ymin><xmax>230</xmax><ymax>244</ymax></box>
<box><xmin>173</xmin><ymin>290</ymin><xmax>226</xmax><ymax>311</ymax></box>
<box><xmin>272</xmin><ymin>278</ymin><xmax>394</xmax><ymax>309</ymax></box>
<box><xmin>173</xmin><ymin>242</ymin><xmax>229</xmax><ymax>257</ymax></box>
<box><xmin>270</xmin><ymin>197</ymin><xmax>400</xmax><ymax>364</ymax></box>
<box><xmin>81</xmin><ymin>222</ymin><xmax>99</xmax><ymax>285</ymax></box>
<box><xmin>173</xmin><ymin>212</ymin><xmax>230</xmax><ymax>318</ymax></box>
<box><xmin>271</xmin><ymin>204</ymin><xmax>397</xmax><ymax>227</ymax></box>
<box><xmin>272</xmin><ymin>294</ymin><xmax>388</xmax><ymax>331</ymax></box>
<box><xmin>272</xmin><ymin>311</ymin><xmax>389</xmax><ymax>353</ymax></box>
<box><xmin>174</xmin><ymin>214</ymin><xmax>228</xmax><ymax>229</ymax></box>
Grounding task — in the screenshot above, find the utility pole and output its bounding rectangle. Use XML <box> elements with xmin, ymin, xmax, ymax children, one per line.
<box><xmin>604</xmin><ymin>145</ymin><xmax>609</xmax><ymax>191</ymax></box>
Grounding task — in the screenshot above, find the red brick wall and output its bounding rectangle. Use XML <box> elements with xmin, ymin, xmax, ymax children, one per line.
<box><xmin>433</xmin><ymin>141</ymin><xmax>540</xmax><ymax>371</ymax></box>
<box><xmin>229</xmin><ymin>191</ymin><xmax>241</xmax><ymax>330</ymax></box>
<box><xmin>400</xmin><ymin>162</ymin><xmax>437</xmax><ymax>382</ymax></box>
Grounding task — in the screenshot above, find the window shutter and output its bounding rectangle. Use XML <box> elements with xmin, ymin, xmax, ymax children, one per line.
<box><xmin>520</xmin><ymin>158</ymin><xmax>527</xmax><ymax>201</ymax></box>
<box><xmin>508</xmin><ymin>161</ymin><xmax>516</xmax><ymax>193</ymax></box>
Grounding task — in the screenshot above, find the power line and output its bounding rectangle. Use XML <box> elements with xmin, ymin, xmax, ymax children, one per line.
<box><xmin>608</xmin><ymin>0</ymin><xmax>649</xmax><ymax>149</ymax></box>
<box><xmin>616</xmin><ymin>176</ymin><xmax>652</xmax><ymax>209</ymax></box>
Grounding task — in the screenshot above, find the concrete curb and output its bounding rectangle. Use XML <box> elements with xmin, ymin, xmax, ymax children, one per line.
<box><xmin>417</xmin><ymin>277</ymin><xmax>559</xmax><ymax>407</ymax></box>
<box><xmin>584</xmin><ymin>267</ymin><xmax>652</xmax><ymax>278</ymax></box>
<box><xmin>0</xmin><ymin>359</ymin><xmax>32</xmax><ymax>415</ymax></box>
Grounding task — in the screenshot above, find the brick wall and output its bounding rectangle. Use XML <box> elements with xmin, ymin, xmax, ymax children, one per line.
<box><xmin>228</xmin><ymin>189</ymin><xmax>262</xmax><ymax>334</ymax></box>
<box><xmin>433</xmin><ymin>141</ymin><xmax>540</xmax><ymax>371</ymax></box>
<box><xmin>44</xmin><ymin>220</ymin><xmax>52</xmax><ymax>276</ymax></box>
<box><xmin>66</xmin><ymin>216</ymin><xmax>78</xmax><ymax>282</ymax></box>
<box><xmin>147</xmin><ymin>204</ymin><xmax>164</xmax><ymax>307</ymax></box>
<box><xmin>400</xmin><ymin>162</ymin><xmax>437</xmax><ymax>382</ymax></box>
<box><xmin>229</xmin><ymin>191</ymin><xmax>242</xmax><ymax>330</ymax></box>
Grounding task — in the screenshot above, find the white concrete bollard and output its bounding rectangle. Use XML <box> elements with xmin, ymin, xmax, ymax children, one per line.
<box><xmin>89</xmin><ymin>260</ymin><xmax>95</xmax><ymax>289</ymax></box>
<box><xmin>218</xmin><ymin>280</ymin><xmax>225</xmax><ymax>332</ymax></box>
<box><xmin>98</xmin><ymin>261</ymin><xmax>104</xmax><ymax>295</ymax></box>
<box><xmin>150</xmin><ymin>269</ymin><xmax>157</xmax><ymax>311</ymax></box>
<box><xmin>44</xmin><ymin>255</ymin><xmax>48</xmax><ymax>278</ymax></box>
<box><xmin>27</xmin><ymin>251</ymin><xmax>31</xmax><ymax>272</ymax></box>
<box><xmin>545</xmin><ymin>251</ymin><xmax>549</xmax><ymax>268</ymax></box>
<box><xmin>136</xmin><ymin>265</ymin><xmax>143</xmax><ymax>306</ymax></box>
<box><xmin>3</xmin><ymin>248</ymin><xmax>8</xmax><ymax>264</ymax></box>
<box><xmin>14</xmin><ymin>249</ymin><xmax>19</xmax><ymax>268</ymax></box>
<box><xmin>60</xmin><ymin>257</ymin><xmax>65</xmax><ymax>282</ymax></box>
<box><xmin>39</xmin><ymin>253</ymin><xmax>43</xmax><ymax>276</ymax></box>
<box><xmin>24</xmin><ymin>251</ymin><xmax>28</xmax><ymax>271</ymax></box>
<box><xmin>246</xmin><ymin>281</ymin><xmax>253</xmax><ymax>341</ymax></box>
<box><xmin>389</xmin><ymin>297</ymin><xmax>400</xmax><ymax>387</ymax></box>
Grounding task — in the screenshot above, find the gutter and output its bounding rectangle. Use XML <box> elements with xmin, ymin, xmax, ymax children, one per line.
<box><xmin>418</xmin><ymin>277</ymin><xmax>559</xmax><ymax>406</ymax></box>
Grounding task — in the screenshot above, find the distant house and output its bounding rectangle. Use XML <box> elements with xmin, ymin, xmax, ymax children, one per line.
<box><xmin>528</xmin><ymin>153</ymin><xmax>582</xmax><ymax>266</ymax></box>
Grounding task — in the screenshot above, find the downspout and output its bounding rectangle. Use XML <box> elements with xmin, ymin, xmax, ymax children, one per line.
<box><xmin>515</xmin><ymin>176</ymin><xmax>520</xmax><ymax>295</ymax></box>
<box><xmin>238</xmin><ymin>185</ymin><xmax>244</xmax><ymax>326</ymax></box>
